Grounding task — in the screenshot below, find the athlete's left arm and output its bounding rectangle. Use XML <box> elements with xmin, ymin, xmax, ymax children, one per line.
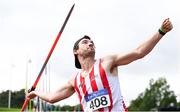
<box><xmin>103</xmin><ymin>18</ymin><xmax>173</xmax><ymax>69</ymax></box>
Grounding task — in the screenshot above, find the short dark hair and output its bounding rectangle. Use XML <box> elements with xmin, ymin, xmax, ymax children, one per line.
<box><xmin>73</xmin><ymin>35</ymin><xmax>91</xmax><ymax>69</ymax></box>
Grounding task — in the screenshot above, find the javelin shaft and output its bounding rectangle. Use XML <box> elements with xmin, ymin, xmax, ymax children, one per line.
<box><xmin>21</xmin><ymin>4</ymin><xmax>75</xmax><ymax>112</ymax></box>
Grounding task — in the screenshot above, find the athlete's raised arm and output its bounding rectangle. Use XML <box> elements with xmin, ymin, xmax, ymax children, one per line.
<box><xmin>102</xmin><ymin>18</ymin><xmax>173</xmax><ymax>69</ymax></box>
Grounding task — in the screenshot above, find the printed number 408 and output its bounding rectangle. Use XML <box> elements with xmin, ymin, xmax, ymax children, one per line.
<box><xmin>90</xmin><ymin>96</ymin><xmax>108</xmax><ymax>109</ymax></box>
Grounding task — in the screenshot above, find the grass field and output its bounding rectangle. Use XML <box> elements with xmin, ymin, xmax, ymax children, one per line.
<box><xmin>0</xmin><ymin>107</ymin><xmax>20</xmax><ymax>112</ymax></box>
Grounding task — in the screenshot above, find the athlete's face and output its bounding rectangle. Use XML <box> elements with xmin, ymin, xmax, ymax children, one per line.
<box><xmin>75</xmin><ymin>38</ymin><xmax>95</xmax><ymax>56</ymax></box>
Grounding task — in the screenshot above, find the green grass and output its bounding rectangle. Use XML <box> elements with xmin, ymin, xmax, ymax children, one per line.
<box><xmin>0</xmin><ymin>107</ymin><xmax>20</xmax><ymax>112</ymax></box>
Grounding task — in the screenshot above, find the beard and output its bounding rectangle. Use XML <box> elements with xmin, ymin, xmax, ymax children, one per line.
<box><xmin>82</xmin><ymin>49</ymin><xmax>95</xmax><ymax>58</ymax></box>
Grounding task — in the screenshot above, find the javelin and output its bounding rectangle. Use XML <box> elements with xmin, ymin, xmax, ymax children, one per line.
<box><xmin>20</xmin><ymin>4</ymin><xmax>75</xmax><ymax>112</ymax></box>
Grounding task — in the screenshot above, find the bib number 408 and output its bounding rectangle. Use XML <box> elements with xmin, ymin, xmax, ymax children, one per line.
<box><xmin>90</xmin><ymin>96</ymin><xmax>108</xmax><ymax>109</ymax></box>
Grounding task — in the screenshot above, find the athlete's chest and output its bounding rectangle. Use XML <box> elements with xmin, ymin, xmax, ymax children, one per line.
<box><xmin>78</xmin><ymin>72</ymin><xmax>111</xmax><ymax>111</ymax></box>
<box><xmin>78</xmin><ymin>71</ymin><xmax>104</xmax><ymax>93</ymax></box>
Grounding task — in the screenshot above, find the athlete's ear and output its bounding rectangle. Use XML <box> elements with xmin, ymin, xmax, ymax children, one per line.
<box><xmin>73</xmin><ymin>49</ymin><xmax>78</xmax><ymax>55</ymax></box>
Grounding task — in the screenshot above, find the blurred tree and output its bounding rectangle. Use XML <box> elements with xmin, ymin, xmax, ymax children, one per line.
<box><xmin>11</xmin><ymin>89</ymin><xmax>25</xmax><ymax>108</ymax></box>
<box><xmin>128</xmin><ymin>77</ymin><xmax>177</xmax><ymax>111</ymax></box>
<box><xmin>177</xmin><ymin>101</ymin><xmax>180</xmax><ymax>106</ymax></box>
<box><xmin>0</xmin><ymin>90</ymin><xmax>8</xmax><ymax>107</ymax></box>
<box><xmin>74</xmin><ymin>104</ymin><xmax>82</xmax><ymax>111</ymax></box>
<box><xmin>0</xmin><ymin>89</ymin><xmax>25</xmax><ymax>108</ymax></box>
<box><xmin>60</xmin><ymin>105</ymin><xmax>74</xmax><ymax>111</ymax></box>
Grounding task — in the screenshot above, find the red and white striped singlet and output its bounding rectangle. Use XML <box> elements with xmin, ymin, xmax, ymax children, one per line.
<box><xmin>74</xmin><ymin>59</ymin><xmax>128</xmax><ymax>112</ymax></box>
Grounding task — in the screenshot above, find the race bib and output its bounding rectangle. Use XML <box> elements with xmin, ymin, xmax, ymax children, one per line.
<box><xmin>85</xmin><ymin>89</ymin><xmax>110</xmax><ymax>111</ymax></box>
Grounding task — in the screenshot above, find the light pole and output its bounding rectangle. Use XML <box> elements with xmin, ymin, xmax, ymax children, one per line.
<box><xmin>177</xmin><ymin>93</ymin><xmax>180</xmax><ymax>103</ymax></box>
<box><xmin>8</xmin><ymin>64</ymin><xmax>15</xmax><ymax>109</ymax></box>
<box><xmin>25</xmin><ymin>59</ymin><xmax>31</xmax><ymax>111</ymax></box>
<box><xmin>8</xmin><ymin>90</ymin><xmax>11</xmax><ymax>109</ymax></box>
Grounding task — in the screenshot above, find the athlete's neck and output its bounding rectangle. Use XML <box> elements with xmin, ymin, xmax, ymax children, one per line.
<box><xmin>79</xmin><ymin>56</ymin><xmax>96</xmax><ymax>72</ymax></box>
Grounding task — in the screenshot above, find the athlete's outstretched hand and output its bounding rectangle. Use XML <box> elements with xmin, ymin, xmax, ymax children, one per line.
<box><xmin>27</xmin><ymin>91</ymin><xmax>37</xmax><ymax>99</ymax></box>
<box><xmin>161</xmin><ymin>18</ymin><xmax>173</xmax><ymax>33</ymax></box>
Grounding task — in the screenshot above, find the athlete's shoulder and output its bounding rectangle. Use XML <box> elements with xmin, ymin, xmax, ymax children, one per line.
<box><xmin>100</xmin><ymin>56</ymin><xmax>118</xmax><ymax>75</ymax></box>
<box><xmin>69</xmin><ymin>71</ymin><xmax>80</xmax><ymax>87</ymax></box>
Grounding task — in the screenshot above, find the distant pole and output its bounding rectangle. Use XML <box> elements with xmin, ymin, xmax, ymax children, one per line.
<box><xmin>25</xmin><ymin>59</ymin><xmax>31</xmax><ymax>111</ymax></box>
<box><xmin>8</xmin><ymin>64</ymin><xmax>15</xmax><ymax>109</ymax></box>
<box><xmin>8</xmin><ymin>90</ymin><xmax>11</xmax><ymax>109</ymax></box>
<box><xmin>177</xmin><ymin>93</ymin><xmax>180</xmax><ymax>102</ymax></box>
<box><xmin>48</xmin><ymin>63</ymin><xmax>51</xmax><ymax>93</ymax></box>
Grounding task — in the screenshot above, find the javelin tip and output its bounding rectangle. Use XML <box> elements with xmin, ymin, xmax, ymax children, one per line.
<box><xmin>72</xmin><ymin>3</ymin><xmax>75</xmax><ymax>8</ymax></box>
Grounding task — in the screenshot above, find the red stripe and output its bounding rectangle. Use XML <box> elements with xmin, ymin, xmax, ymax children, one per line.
<box><xmin>80</xmin><ymin>73</ymin><xmax>87</xmax><ymax>95</ymax></box>
<box><xmin>89</xmin><ymin>66</ymin><xmax>98</xmax><ymax>91</ymax></box>
<box><xmin>74</xmin><ymin>74</ymin><xmax>84</xmax><ymax>111</ymax></box>
<box><xmin>80</xmin><ymin>73</ymin><xmax>88</xmax><ymax>111</ymax></box>
<box><xmin>89</xmin><ymin>66</ymin><xmax>104</xmax><ymax>111</ymax></box>
<box><xmin>99</xmin><ymin>59</ymin><xmax>113</xmax><ymax>111</ymax></box>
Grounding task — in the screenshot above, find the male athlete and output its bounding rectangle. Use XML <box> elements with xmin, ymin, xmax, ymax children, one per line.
<box><xmin>27</xmin><ymin>18</ymin><xmax>173</xmax><ymax>111</ymax></box>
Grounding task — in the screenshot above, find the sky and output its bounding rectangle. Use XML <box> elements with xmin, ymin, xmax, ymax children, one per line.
<box><xmin>0</xmin><ymin>0</ymin><xmax>179</xmax><ymax>107</ymax></box>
